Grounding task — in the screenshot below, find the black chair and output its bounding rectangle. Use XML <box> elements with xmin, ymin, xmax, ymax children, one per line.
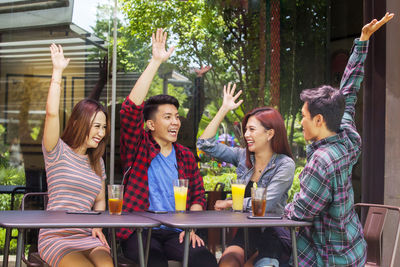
<box><xmin>1</xmin><ymin>192</ymin><xmax>49</xmax><ymax>267</ymax></box>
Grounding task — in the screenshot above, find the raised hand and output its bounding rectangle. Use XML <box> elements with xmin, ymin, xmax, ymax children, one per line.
<box><xmin>194</xmin><ymin>66</ymin><xmax>212</xmax><ymax>77</ymax></box>
<box><xmin>98</xmin><ymin>56</ymin><xmax>110</xmax><ymax>82</ymax></box>
<box><xmin>152</xmin><ymin>28</ymin><xmax>174</xmax><ymax>63</ymax></box>
<box><xmin>50</xmin><ymin>44</ymin><xmax>70</xmax><ymax>71</ymax></box>
<box><xmin>360</xmin><ymin>12</ymin><xmax>395</xmax><ymax>41</ymax></box>
<box><xmin>198</xmin><ymin>82</ymin><xmax>243</xmax><ymax>139</ymax></box>
<box><xmin>222</xmin><ymin>83</ymin><xmax>243</xmax><ymax>111</ymax></box>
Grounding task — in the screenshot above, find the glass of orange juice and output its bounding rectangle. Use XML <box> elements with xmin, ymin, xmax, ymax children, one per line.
<box><xmin>108</xmin><ymin>184</ymin><xmax>124</xmax><ymax>215</ymax></box>
<box><xmin>231</xmin><ymin>179</ymin><xmax>246</xmax><ymax>212</ymax></box>
<box><xmin>173</xmin><ymin>179</ymin><xmax>188</xmax><ymax>212</ymax></box>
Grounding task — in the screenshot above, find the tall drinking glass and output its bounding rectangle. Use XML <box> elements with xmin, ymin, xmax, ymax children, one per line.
<box><xmin>251</xmin><ymin>187</ymin><xmax>267</xmax><ymax>216</ymax></box>
<box><xmin>108</xmin><ymin>184</ymin><xmax>124</xmax><ymax>215</ymax></box>
<box><xmin>231</xmin><ymin>180</ymin><xmax>246</xmax><ymax>212</ymax></box>
<box><xmin>173</xmin><ymin>179</ymin><xmax>188</xmax><ymax>212</ymax></box>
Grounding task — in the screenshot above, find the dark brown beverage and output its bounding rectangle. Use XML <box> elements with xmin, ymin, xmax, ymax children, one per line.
<box><xmin>109</xmin><ymin>198</ymin><xmax>123</xmax><ymax>215</ymax></box>
<box><xmin>252</xmin><ymin>199</ymin><xmax>266</xmax><ymax>217</ymax></box>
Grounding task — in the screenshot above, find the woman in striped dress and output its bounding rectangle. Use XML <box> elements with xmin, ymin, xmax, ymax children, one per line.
<box><xmin>38</xmin><ymin>44</ymin><xmax>114</xmax><ymax>267</ymax></box>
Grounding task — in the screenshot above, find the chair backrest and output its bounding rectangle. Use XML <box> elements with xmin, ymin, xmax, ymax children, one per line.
<box><xmin>21</xmin><ymin>192</ymin><xmax>48</xmax><ymax>211</ymax></box>
<box><xmin>355</xmin><ymin>203</ymin><xmax>400</xmax><ymax>267</ymax></box>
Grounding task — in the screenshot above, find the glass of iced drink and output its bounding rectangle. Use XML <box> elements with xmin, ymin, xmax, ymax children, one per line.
<box><xmin>108</xmin><ymin>184</ymin><xmax>124</xmax><ymax>215</ymax></box>
<box><xmin>173</xmin><ymin>179</ymin><xmax>188</xmax><ymax>212</ymax></box>
<box><xmin>231</xmin><ymin>179</ymin><xmax>246</xmax><ymax>212</ymax></box>
<box><xmin>251</xmin><ymin>186</ymin><xmax>267</xmax><ymax>216</ymax></box>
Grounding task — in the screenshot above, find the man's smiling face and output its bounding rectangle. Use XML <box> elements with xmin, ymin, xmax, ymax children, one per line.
<box><xmin>147</xmin><ymin>104</ymin><xmax>181</xmax><ymax>145</ymax></box>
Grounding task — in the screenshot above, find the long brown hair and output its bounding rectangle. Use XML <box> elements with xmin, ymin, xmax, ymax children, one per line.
<box><xmin>61</xmin><ymin>99</ymin><xmax>110</xmax><ymax>176</ymax></box>
<box><xmin>242</xmin><ymin>107</ymin><xmax>293</xmax><ymax>169</ymax></box>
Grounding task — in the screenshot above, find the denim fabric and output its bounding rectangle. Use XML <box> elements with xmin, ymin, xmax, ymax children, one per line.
<box><xmin>197</xmin><ymin>137</ymin><xmax>295</xmax><ymax>214</ymax></box>
<box><xmin>254</xmin><ymin>257</ymin><xmax>280</xmax><ymax>267</ymax></box>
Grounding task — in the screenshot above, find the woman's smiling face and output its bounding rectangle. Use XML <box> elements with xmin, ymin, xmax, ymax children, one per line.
<box><xmin>244</xmin><ymin>116</ymin><xmax>273</xmax><ymax>153</ymax></box>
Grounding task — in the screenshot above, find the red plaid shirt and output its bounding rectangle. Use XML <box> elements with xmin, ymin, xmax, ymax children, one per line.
<box><xmin>117</xmin><ymin>97</ymin><xmax>206</xmax><ymax>240</ymax></box>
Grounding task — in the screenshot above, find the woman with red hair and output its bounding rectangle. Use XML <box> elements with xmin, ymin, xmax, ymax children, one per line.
<box><xmin>197</xmin><ymin>83</ymin><xmax>295</xmax><ymax>267</ymax></box>
<box><xmin>38</xmin><ymin>44</ymin><xmax>113</xmax><ymax>267</ymax></box>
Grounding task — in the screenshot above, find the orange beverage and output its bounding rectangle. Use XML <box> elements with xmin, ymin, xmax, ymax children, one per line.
<box><xmin>231</xmin><ymin>181</ymin><xmax>246</xmax><ymax>211</ymax></box>
<box><xmin>108</xmin><ymin>184</ymin><xmax>124</xmax><ymax>215</ymax></box>
<box><xmin>173</xmin><ymin>186</ymin><xmax>188</xmax><ymax>211</ymax></box>
<box><xmin>173</xmin><ymin>179</ymin><xmax>189</xmax><ymax>212</ymax></box>
<box><xmin>108</xmin><ymin>198</ymin><xmax>123</xmax><ymax>215</ymax></box>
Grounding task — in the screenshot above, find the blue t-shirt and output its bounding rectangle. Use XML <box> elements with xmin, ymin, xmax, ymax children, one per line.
<box><xmin>148</xmin><ymin>146</ymin><xmax>178</xmax><ymax>212</ymax></box>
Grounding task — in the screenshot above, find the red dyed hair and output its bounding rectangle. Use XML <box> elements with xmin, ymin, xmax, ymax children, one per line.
<box><xmin>61</xmin><ymin>99</ymin><xmax>110</xmax><ymax>177</ymax></box>
<box><xmin>242</xmin><ymin>107</ymin><xmax>293</xmax><ymax>169</ymax></box>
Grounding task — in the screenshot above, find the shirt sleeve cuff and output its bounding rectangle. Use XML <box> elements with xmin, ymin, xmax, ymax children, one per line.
<box><xmin>123</xmin><ymin>96</ymin><xmax>144</xmax><ymax>110</ymax></box>
<box><xmin>354</xmin><ymin>38</ymin><xmax>369</xmax><ymax>53</ymax></box>
<box><xmin>196</xmin><ymin>137</ymin><xmax>218</xmax><ymax>150</ymax></box>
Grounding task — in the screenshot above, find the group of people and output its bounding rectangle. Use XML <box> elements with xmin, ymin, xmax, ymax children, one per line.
<box><xmin>37</xmin><ymin>12</ymin><xmax>394</xmax><ymax>267</ymax></box>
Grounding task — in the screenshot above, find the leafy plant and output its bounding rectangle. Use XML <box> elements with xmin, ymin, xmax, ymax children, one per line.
<box><xmin>0</xmin><ymin>228</ymin><xmax>19</xmax><ymax>255</ymax></box>
<box><xmin>287</xmin><ymin>166</ymin><xmax>303</xmax><ymax>203</ymax></box>
<box><xmin>0</xmin><ymin>167</ymin><xmax>25</xmax><ymax>211</ymax></box>
<box><xmin>203</xmin><ymin>172</ymin><xmax>236</xmax><ymax>192</ymax></box>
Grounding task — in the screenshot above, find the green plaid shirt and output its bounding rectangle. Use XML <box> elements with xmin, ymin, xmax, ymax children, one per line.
<box><xmin>285</xmin><ymin>39</ymin><xmax>368</xmax><ymax>266</ymax></box>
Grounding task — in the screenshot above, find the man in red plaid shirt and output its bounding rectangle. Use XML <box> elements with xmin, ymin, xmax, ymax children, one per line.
<box><xmin>118</xmin><ymin>28</ymin><xmax>217</xmax><ymax>267</ymax></box>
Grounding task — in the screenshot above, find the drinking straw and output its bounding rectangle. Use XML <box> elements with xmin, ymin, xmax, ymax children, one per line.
<box><xmin>121</xmin><ymin>166</ymin><xmax>132</xmax><ymax>186</ymax></box>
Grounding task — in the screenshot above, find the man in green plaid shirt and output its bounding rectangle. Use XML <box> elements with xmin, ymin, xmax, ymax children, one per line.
<box><xmin>282</xmin><ymin>13</ymin><xmax>395</xmax><ymax>267</ymax></box>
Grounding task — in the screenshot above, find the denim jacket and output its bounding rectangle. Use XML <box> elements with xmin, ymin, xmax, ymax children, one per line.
<box><xmin>197</xmin><ymin>137</ymin><xmax>295</xmax><ymax>214</ymax></box>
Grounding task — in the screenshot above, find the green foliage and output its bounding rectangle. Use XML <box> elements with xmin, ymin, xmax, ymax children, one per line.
<box><xmin>147</xmin><ymin>75</ymin><xmax>188</xmax><ymax>116</ymax></box>
<box><xmin>0</xmin><ymin>168</ymin><xmax>25</xmax><ymax>211</ymax></box>
<box><xmin>287</xmin><ymin>166</ymin><xmax>303</xmax><ymax>203</ymax></box>
<box><xmin>203</xmin><ymin>172</ymin><xmax>236</xmax><ymax>192</ymax></box>
<box><xmin>0</xmin><ymin>168</ymin><xmax>25</xmax><ymax>186</ymax></box>
<box><xmin>30</xmin><ymin>126</ymin><xmax>41</xmax><ymax>141</ymax></box>
<box><xmin>118</xmin><ymin>0</ymin><xmax>243</xmax><ymax>109</ymax></box>
<box><xmin>0</xmin><ymin>124</ymin><xmax>9</xmax><ymax>167</ymax></box>
<box><xmin>200</xmin><ymin>158</ymin><xmax>236</xmax><ymax>191</ymax></box>
<box><xmin>0</xmin><ymin>123</ymin><xmax>26</xmax><ymax>210</ymax></box>
<box><xmin>285</xmin><ymin>114</ymin><xmax>306</xmax><ymax>147</ymax></box>
<box><xmin>91</xmin><ymin>3</ymin><xmax>151</xmax><ymax>72</ymax></box>
<box><xmin>0</xmin><ymin>228</ymin><xmax>19</xmax><ymax>255</ymax></box>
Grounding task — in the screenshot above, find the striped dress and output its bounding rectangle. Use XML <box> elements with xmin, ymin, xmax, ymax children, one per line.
<box><xmin>38</xmin><ymin>139</ymin><xmax>110</xmax><ymax>267</ymax></box>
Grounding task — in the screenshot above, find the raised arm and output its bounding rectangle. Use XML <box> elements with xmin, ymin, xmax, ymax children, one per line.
<box><xmin>88</xmin><ymin>56</ymin><xmax>109</xmax><ymax>101</ymax></box>
<box><xmin>199</xmin><ymin>83</ymin><xmax>243</xmax><ymax>139</ymax></box>
<box><xmin>43</xmin><ymin>44</ymin><xmax>70</xmax><ymax>152</ymax></box>
<box><xmin>129</xmin><ymin>28</ymin><xmax>174</xmax><ymax>105</ymax></box>
<box><xmin>359</xmin><ymin>12</ymin><xmax>394</xmax><ymax>41</ymax></box>
<box><xmin>340</xmin><ymin>13</ymin><xmax>394</xmax><ymax>127</ymax></box>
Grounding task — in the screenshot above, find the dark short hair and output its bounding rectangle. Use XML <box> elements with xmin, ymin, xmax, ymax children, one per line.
<box><xmin>300</xmin><ymin>85</ymin><xmax>345</xmax><ymax>133</ymax></box>
<box><xmin>143</xmin><ymin>94</ymin><xmax>180</xmax><ymax>121</ymax></box>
